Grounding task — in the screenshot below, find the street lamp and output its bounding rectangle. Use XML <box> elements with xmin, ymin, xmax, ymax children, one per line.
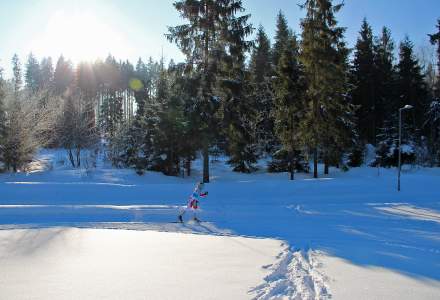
<box><xmin>398</xmin><ymin>104</ymin><xmax>413</xmax><ymax>192</ymax></box>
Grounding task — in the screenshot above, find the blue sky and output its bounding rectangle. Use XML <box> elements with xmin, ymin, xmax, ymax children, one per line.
<box><xmin>0</xmin><ymin>0</ymin><xmax>439</xmax><ymax>78</ymax></box>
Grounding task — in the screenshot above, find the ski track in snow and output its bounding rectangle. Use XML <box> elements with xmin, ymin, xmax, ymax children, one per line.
<box><xmin>376</xmin><ymin>205</ymin><xmax>440</xmax><ymax>223</ymax></box>
<box><xmin>251</xmin><ymin>246</ymin><xmax>330</xmax><ymax>300</ymax></box>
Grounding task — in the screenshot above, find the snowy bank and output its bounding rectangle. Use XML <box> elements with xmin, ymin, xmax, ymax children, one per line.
<box><xmin>0</xmin><ymin>228</ymin><xmax>283</xmax><ymax>300</ymax></box>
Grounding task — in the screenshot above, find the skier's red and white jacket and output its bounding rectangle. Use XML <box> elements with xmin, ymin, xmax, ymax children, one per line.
<box><xmin>187</xmin><ymin>187</ymin><xmax>208</xmax><ymax>210</ymax></box>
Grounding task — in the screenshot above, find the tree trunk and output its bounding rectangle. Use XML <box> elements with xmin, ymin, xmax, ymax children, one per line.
<box><xmin>185</xmin><ymin>158</ymin><xmax>191</xmax><ymax>177</ymax></box>
<box><xmin>203</xmin><ymin>144</ymin><xmax>209</xmax><ymax>183</ymax></box>
<box><xmin>313</xmin><ymin>148</ymin><xmax>318</xmax><ymax>178</ymax></box>
<box><xmin>289</xmin><ymin>163</ymin><xmax>295</xmax><ymax>180</ymax></box>
<box><xmin>76</xmin><ymin>148</ymin><xmax>81</xmax><ymax>167</ymax></box>
<box><xmin>68</xmin><ymin>149</ymin><xmax>75</xmax><ymax>168</ymax></box>
<box><xmin>324</xmin><ymin>160</ymin><xmax>329</xmax><ymax>175</ymax></box>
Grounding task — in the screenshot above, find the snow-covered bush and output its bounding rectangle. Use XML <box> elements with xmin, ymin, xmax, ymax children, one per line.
<box><xmin>372</xmin><ymin>141</ymin><xmax>416</xmax><ymax>167</ymax></box>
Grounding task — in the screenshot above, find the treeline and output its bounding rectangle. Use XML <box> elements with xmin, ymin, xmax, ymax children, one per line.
<box><xmin>0</xmin><ymin>0</ymin><xmax>439</xmax><ymax>181</ymax></box>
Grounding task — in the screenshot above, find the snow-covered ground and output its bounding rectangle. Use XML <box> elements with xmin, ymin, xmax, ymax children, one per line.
<box><xmin>0</xmin><ymin>228</ymin><xmax>284</xmax><ymax>300</ymax></box>
<box><xmin>0</xmin><ymin>149</ymin><xmax>439</xmax><ymax>299</ymax></box>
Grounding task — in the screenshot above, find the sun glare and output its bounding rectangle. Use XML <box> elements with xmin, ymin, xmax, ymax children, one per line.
<box><xmin>30</xmin><ymin>10</ymin><xmax>132</xmax><ymax>62</ymax></box>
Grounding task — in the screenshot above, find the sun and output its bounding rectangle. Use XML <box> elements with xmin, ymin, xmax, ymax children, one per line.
<box><xmin>30</xmin><ymin>10</ymin><xmax>131</xmax><ymax>63</ymax></box>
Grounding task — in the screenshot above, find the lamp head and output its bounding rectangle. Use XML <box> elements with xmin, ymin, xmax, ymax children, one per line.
<box><xmin>402</xmin><ymin>105</ymin><xmax>413</xmax><ymax>110</ymax></box>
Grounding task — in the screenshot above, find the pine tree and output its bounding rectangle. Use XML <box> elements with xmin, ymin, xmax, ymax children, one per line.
<box><xmin>167</xmin><ymin>0</ymin><xmax>252</xmax><ymax>182</ymax></box>
<box><xmin>25</xmin><ymin>53</ymin><xmax>41</xmax><ymax>92</ymax></box>
<box><xmin>54</xmin><ymin>56</ymin><xmax>74</xmax><ymax>95</ymax></box>
<box><xmin>152</xmin><ymin>61</ymin><xmax>176</xmax><ymax>174</ymax></box>
<box><xmin>98</xmin><ymin>56</ymin><xmax>123</xmax><ymax>145</ymax></box>
<box><xmin>218</xmin><ymin>2</ymin><xmax>255</xmax><ymax>173</ymax></box>
<box><xmin>396</xmin><ymin>36</ymin><xmax>428</xmax><ymax>133</ymax></box>
<box><xmin>373</xmin><ymin>27</ymin><xmax>398</xmax><ymax>132</ymax></box>
<box><xmin>300</xmin><ymin>0</ymin><xmax>354</xmax><ymax>177</ymax></box>
<box><xmin>272</xmin><ymin>11</ymin><xmax>290</xmax><ymax>70</ymax></box>
<box><xmin>173</xmin><ymin>65</ymin><xmax>204</xmax><ymax>176</ymax></box>
<box><xmin>272</xmin><ymin>33</ymin><xmax>308</xmax><ymax>180</ymax></box>
<box><xmin>425</xmin><ymin>100</ymin><xmax>440</xmax><ymax>165</ymax></box>
<box><xmin>428</xmin><ymin>19</ymin><xmax>440</xmax><ymax>97</ymax></box>
<box><xmin>0</xmin><ymin>68</ymin><xmax>6</xmax><ymax>167</ymax></box>
<box><xmin>351</xmin><ymin>19</ymin><xmax>376</xmax><ymax>144</ymax></box>
<box><xmin>251</xmin><ymin>25</ymin><xmax>272</xmax><ymax>84</ymax></box>
<box><xmin>12</xmin><ymin>54</ymin><xmax>22</xmax><ymax>97</ymax></box>
<box><xmin>76</xmin><ymin>62</ymin><xmax>99</xmax><ymax>155</ymax></box>
<box><xmin>249</xmin><ymin>25</ymin><xmax>276</xmax><ymax>154</ymax></box>
<box><xmin>221</xmin><ymin>59</ymin><xmax>257</xmax><ymax>173</ymax></box>
<box><xmin>40</xmin><ymin>57</ymin><xmax>54</xmax><ymax>89</ymax></box>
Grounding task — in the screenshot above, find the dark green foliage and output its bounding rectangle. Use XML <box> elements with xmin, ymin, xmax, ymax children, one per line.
<box><xmin>396</xmin><ymin>37</ymin><xmax>429</xmax><ymax>133</ymax></box>
<box><xmin>300</xmin><ymin>0</ymin><xmax>354</xmax><ymax>177</ymax></box>
<box><xmin>167</xmin><ymin>0</ymin><xmax>253</xmax><ymax>181</ymax></box>
<box><xmin>372</xmin><ymin>27</ymin><xmax>398</xmax><ymax>137</ymax></box>
<box><xmin>0</xmin><ymin>69</ymin><xmax>5</xmax><ymax>169</ymax></box>
<box><xmin>347</xmin><ymin>144</ymin><xmax>364</xmax><ymax>167</ymax></box>
<box><xmin>249</xmin><ymin>25</ymin><xmax>276</xmax><ymax>154</ymax></box>
<box><xmin>425</xmin><ymin>100</ymin><xmax>440</xmax><ymax>165</ymax></box>
<box><xmin>221</xmin><ymin>74</ymin><xmax>258</xmax><ymax>173</ymax></box>
<box><xmin>268</xmin><ymin>148</ymin><xmax>309</xmax><ymax>174</ymax></box>
<box><xmin>351</xmin><ymin>19</ymin><xmax>376</xmax><ymax>144</ymax></box>
<box><xmin>272</xmin><ymin>34</ymin><xmax>307</xmax><ymax>179</ymax></box>
<box><xmin>375</xmin><ymin>141</ymin><xmax>416</xmax><ymax>168</ymax></box>
<box><xmin>272</xmin><ymin>11</ymin><xmax>289</xmax><ymax>70</ymax></box>
<box><xmin>428</xmin><ymin>19</ymin><xmax>440</xmax><ymax>97</ymax></box>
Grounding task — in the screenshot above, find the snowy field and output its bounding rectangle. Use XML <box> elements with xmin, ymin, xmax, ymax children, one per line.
<box><xmin>0</xmin><ymin>228</ymin><xmax>284</xmax><ymax>299</ymax></box>
<box><xmin>0</xmin><ymin>149</ymin><xmax>440</xmax><ymax>299</ymax></box>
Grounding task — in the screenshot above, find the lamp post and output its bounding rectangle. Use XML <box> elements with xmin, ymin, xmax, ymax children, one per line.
<box><xmin>398</xmin><ymin>105</ymin><xmax>413</xmax><ymax>192</ymax></box>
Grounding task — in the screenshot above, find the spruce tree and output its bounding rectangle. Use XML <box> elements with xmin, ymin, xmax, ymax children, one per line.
<box><xmin>152</xmin><ymin>61</ymin><xmax>177</xmax><ymax>175</ymax></box>
<box><xmin>251</xmin><ymin>25</ymin><xmax>272</xmax><ymax>85</ymax></box>
<box><xmin>0</xmin><ymin>68</ymin><xmax>5</xmax><ymax>167</ymax></box>
<box><xmin>98</xmin><ymin>56</ymin><xmax>123</xmax><ymax>143</ymax></box>
<box><xmin>272</xmin><ymin>11</ymin><xmax>290</xmax><ymax>70</ymax></box>
<box><xmin>222</xmin><ymin>58</ymin><xmax>257</xmax><ymax>173</ymax></box>
<box><xmin>425</xmin><ymin>100</ymin><xmax>440</xmax><ymax>165</ymax></box>
<box><xmin>40</xmin><ymin>57</ymin><xmax>54</xmax><ymax>90</ymax></box>
<box><xmin>167</xmin><ymin>0</ymin><xmax>252</xmax><ymax>182</ymax></box>
<box><xmin>272</xmin><ymin>33</ymin><xmax>307</xmax><ymax>180</ymax></box>
<box><xmin>249</xmin><ymin>25</ymin><xmax>276</xmax><ymax>154</ymax></box>
<box><xmin>427</xmin><ymin>19</ymin><xmax>440</xmax><ymax>163</ymax></box>
<box><xmin>25</xmin><ymin>53</ymin><xmax>41</xmax><ymax>92</ymax></box>
<box><xmin>373</xmin><ymin>27</ymin><xmax>397</xmax><ymax>131</ymax></box>
<box><xmin>300</xmin><ymin>0</ymin><xmax>353</xmax><ymax>177</ymax></box>
<box><xmin>12</xmin><ymin>54</ymin><xmax>22</xmax><ymax>97</ymax></box>
<box><xmin>219</xmin><ymin>2</ymin><xmax>255</xmax><ymax>173</ymax></box>
<box><xmin>54</xmin><ymin>56</ymin><xmax>74</xmax><ymax>95</ymax></box>
<box><xmin>396</xmin><ymin>36</ymin><xmax>428</xmax><ymax>133</ymax></box>
<box><xmin>76</xmin><ymin>62</ymin><xmax>99</xmax><ymax>155</ymax></box>
<box><xmin>171</xmin><ymin>64</ymin><xmax>202</xmax><ymax>176</ymax></box>
<box><xmin>351</xmin><ymin>19</ymin><xmax>376</xmax><ymax>144</ymax></box>
<box><xmin>428</xmin><ymin>19</ymin><xmax>440</xmax><ymax>97</ymax></box>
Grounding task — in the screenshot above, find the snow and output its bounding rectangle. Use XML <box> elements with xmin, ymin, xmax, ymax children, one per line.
<box><xmin>320</xmin><ymin>254</ymin><xmax>440</xmax><ymax>300</ymax></box>
<box><xmin>0</xmin><ymin>228</ymin><xmax>282</xmax><ymax>300</ymax></box>
<box><xmin>0</xmin><ymin>149</ymin><xmax>440</xmax><ymax>299</ymax></box>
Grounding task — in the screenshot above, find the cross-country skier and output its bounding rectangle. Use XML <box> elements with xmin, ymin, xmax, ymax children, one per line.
<box><xmin>178</xmin><ymin>182</ymin><xmax>208</xmax><ymax>223</ymax></box>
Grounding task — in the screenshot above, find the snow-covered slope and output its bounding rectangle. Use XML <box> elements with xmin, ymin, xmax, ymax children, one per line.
<box><xmin>0</xmin><ymin>228</ymin><xmax>282</xmax><ymax>300</ymax></box>
<box><xmin>0</xmin><ymin>149</ymin><xmax>439</xmax><ymax>299</ymax></box>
